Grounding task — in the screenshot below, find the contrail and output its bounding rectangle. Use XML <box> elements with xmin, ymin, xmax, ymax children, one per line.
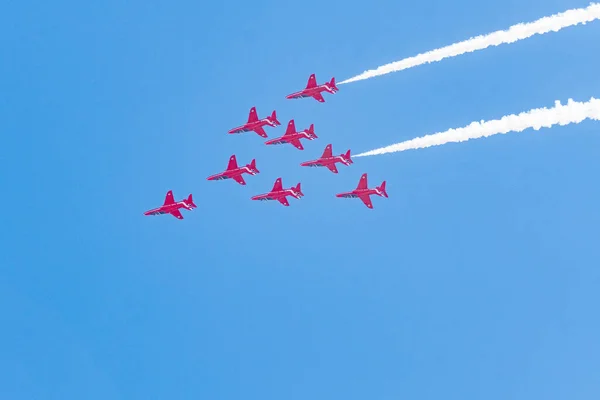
<box><xmin>339</xmin><ymin>3</ymin><xmax>600</xmax><ymax>85</ymax></box>
<box><xmin>354</xmin><ymin>97</ymin><xmax>600</xmax><ymax>157</ymax></box>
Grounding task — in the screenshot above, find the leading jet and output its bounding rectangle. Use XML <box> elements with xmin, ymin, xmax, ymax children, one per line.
<box><xmin>144</xmin><ymin>190</ymin><xmax>197</xmax><ymax>219</ymax></box>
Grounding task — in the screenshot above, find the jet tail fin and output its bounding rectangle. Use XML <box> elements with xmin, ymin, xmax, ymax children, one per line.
<box><xmin>344</xmin><ymin>149</ymin><xmax>352</xmax><ymax>161</ymax></box>
<box><xmin>295</xmin><ymin>183</ymin><xmax>303</xmax><ymax>196</ymax></box>
<box><xmin>270</xmin><ymin>110</ymin><xmax>280</xmax><ymax>125</ymax></box>
<box><xmin>248</xmin><ymin>159</ymin><xmax>259</xmax><ymax>172</ymax></box>
<box><xmin>377</xmin><ymin>181</ymin><xmax>388</xmax><ymax>198</ymax></box>
<box><xmin>186</xmin><ymin>194</ymin><xmax>197</xmax><ymax>208</ymax></box>
<box><xmin>330</xmin><ymin>77</ymin><xmax>338</xmax><ymax>91</ymax></box>
<box><xmin>308</xmin><ymin>124</ymin><xmax>317</xmax><ymax>137</ymax></box>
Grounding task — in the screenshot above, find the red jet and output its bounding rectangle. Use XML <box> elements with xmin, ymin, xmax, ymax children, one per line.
<box><xmin>336</xmin><ymin>173</ymin><xmax>388</xmax><ymax>209</ymax></box>
<box><xmin>300</xmin><ymin>144</ymin><xmax>353</xmax><ymax>173</ymax></box>
<box><xmin>144</xmin><ymin>190</ymin><xmax>197</xmax><ymax>219</ymax></box>
<box><xmin>206</xmin><ymin>154</ymin><xmax>259</xmax><ymax>185</ymax></box>
<box><xmin>251</xmin><ymin>177</ymin><xmax>304</xmax><ymax>207</ymax></box>
<box><xmin>286</xmin><ymin>73</ymin><xmax>338</xmax><ymax>103</ymax></box>
<box><xmin>228</xmin><ymin>106</ymin><xmax>281</xmax><ymax>138</ymax></box>
<box><xmin>264</xmin><ymin>119</ymin><xmax>317</xmax><ymax>150</ymax></box>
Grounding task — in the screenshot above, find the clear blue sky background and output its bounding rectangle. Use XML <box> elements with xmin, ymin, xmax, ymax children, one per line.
<box><xmin>1</xmin><ymin>0</ymin><xmax>599</xmax><ymax>398</ymax></box>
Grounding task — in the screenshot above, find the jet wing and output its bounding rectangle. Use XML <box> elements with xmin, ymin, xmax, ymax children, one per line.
<box><xmin>253</xmin><ymin>126</ymin><xmax>267</xmax><ymax>138</ymax></box>
<box><xmin>163</xmin><ymin>190</ymin><xmax>175</xmax><ymax>205</ymax></box>
<box><xmin>290</xmin><ymin>139</ymin><xmax>304</xmax><ymax>150</ymax></box>
<box><xmin>284</xmin><ymin>120</ymin><xmax>296</xmax><ymax>136</ymax></box>
<box><xmin>357</xmin><ymin>173</ymin><xmax>368</xmax><ymax>190</ymax></box>
<box><xmin>306</xmin><ymin>74</ymin><xmax>317</xmax><ymax>89</ymax></box>
<box><xmin>311</xmin><ymin>92</ymin><xmax>325</xmax><ymax>102</ymax></box>
<box><xmin>169</xmin><ymin>209</ymin><xmax>184</xmax><ymax>219</ymax></box>
<box><xmin>232</xmin><ymin>174</ymin><xmax>246</xmax><ymax>185</ymax></box>
<box><xmin>326</xmin><ymin>163</ymin><xmax>338</xmax><ymax>173</ymax></box>
<box><xmin>321</xmin><ymin>144</ymin><xmax>333</xmax><ymax>158</ymax></box>
<box><xmin>248</xmin><ymin>107</ymin><xmax>258</xmax><ymax>123</ymax></box>
<box><xmin>277</xmin><ymin>196</ymin><xmax>290</xmax><ymax>206</ymax></box>
<box><xmin>358</xmin><ymin>194</ymin><xmax>373</xmax><ymax>209</ymax></box>
<box><xmin>272</xmin><ymin>178</ymin><xmax>283</xmax><ymax>192</ymax></box>
<box><xmin>227</xmin><ymin>155</ymin><xmax>238</xmax><ymax>170</ymax></box>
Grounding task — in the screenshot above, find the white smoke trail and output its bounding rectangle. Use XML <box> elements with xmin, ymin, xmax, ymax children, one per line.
<box><xmin>339</xmin><ymin>3</ymin><xmax>600</xmax><ymax>85</ymax></box>
<box><xmin>354</xmin><ymin>97</ymin><xmax>600</xmax><ymax>157</ymax></box>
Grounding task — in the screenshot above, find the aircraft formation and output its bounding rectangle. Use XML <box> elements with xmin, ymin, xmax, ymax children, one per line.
<box><xmin>144</xmin><ymin>73</ymin><xmax>389</xmax><ymax>219</ymax></box>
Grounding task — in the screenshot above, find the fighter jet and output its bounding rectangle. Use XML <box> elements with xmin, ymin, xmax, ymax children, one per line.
<box><xmin>228</xmin><ymin>107</ymin><xmax>281</xmax><ymax>138</ymax></box>
<box><xmin>300</xmin><ymin>144</ymin><xmax>352</xmax><ymax>173</ymax></box>
<box><xmin>251</xmin><ymin>177</ymin><xmax>303</xmax><ymax>207</ymax></box>
<box><xmin>336</xmin><ymin>173</ymin><xmax>387</xmax><ymax>209</ymax></box>
<box><xmin>286</xmin><ymin>73</ymin><xmax>338</xmax><ymax>103</ymax></box>
<box><xmin>144</xmin><ymin>190</ymin><xmax>197</xmax><ymax>219</ymax></box>
<box><xmin>207</xmin><ymin>155</ymin><xmax>259</xmax><ymax>185</ymax></box>
<box><xmin>264</xmin><ymin>119</ymin><xmax>317</xmax><ymax>150</ymax></box>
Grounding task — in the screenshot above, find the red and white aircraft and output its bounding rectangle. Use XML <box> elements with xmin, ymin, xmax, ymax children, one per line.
<box><xmin>144</xmin><ymin>190</ymin><xmax>197</xmax><ymax>219</ymax></box>
<box><xmin>251</xmin><ymin>177</ymin><xmax>304</xmax><ymax>207</ymax></box>
<box><xmin>228</xmin><ymin>106</ymin><xmax>281</xmax><ymax>138</ymax></box>
<box><xmin>264</xmin><ymin>119</ymin><xmax>317</xmax><ymax>150</ymax></box>
<box><xmin>206</xmin><ymin>154</ymin><xmax>259</xmax><ymax>185</ymax></box>
<box><xmin>286</xmin><ymin>73</ymin><xmax>338</xmax><ymax>103</ymax></box>
<box><xmin>300</xmin><ymin>144</ymin><xmax>352</xmax><ymax>173</ymax></box>
<box><xmin>336</xmin><ymin>173</ymin><xmax>388</xmax><ymax>209</ymax></box>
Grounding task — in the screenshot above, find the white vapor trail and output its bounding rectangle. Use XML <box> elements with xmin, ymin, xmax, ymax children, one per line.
<box><xmin>339</xmin><ymin>3</ymin><xmax>600</xmax><ymax>85</ymax></box>
<box><xmin>354</xmin><ymin>97</ymin><xmax>600</xmax><ymax>157</ymax></box>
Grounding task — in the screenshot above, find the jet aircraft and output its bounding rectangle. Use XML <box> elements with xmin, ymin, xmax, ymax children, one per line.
<box><xmin>336</xmin><ymin>173</ymin><xmax>388</xmax><ymax>209</ymax></box>
<box><xmin>206</xmin><ymin>155</ymin><xmax>259</xmax><ymax>185</ymax></box>
<box><xmin>228</xmin><ymin>106</ymin><xmax>281</xmax><ymax>138</ymax></box>
<box><xmin>300</xmin><ymin>144</ymin><xmax>352</xmax><ymax>173</ymax></box>
<box><xmin>285</xmin><ymin>73</ymin><xmax>338</xmax><ymax>103</ymax></box>
<box><xmin>251</xmin><ymin>177</ymin><xmax>304</xmax><ymax>206</ymax></box>
<box><xmin>264</xmin><ymin>119</ymin><xmax>317</xmax><ymax>150</ymax></box>
<box><xmin>144</xmin><ymin>190</ymin><xmax>197</xmax><ymax>219</ymax></box>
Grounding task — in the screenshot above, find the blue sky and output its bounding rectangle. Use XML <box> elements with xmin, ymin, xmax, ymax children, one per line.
<box><xmin>1</xmin><ymin>0</ymin><xmax>599</xmax><ymax>398</ymax></box>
